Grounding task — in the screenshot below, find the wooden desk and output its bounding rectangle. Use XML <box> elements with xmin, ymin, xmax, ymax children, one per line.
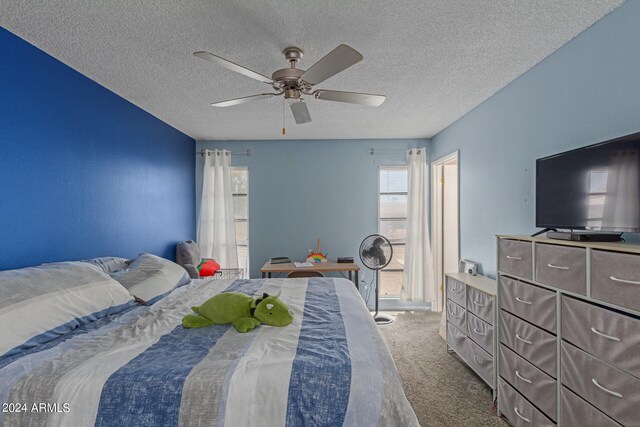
<box><xmin>260</xmin><ymin>261</ymin><xmax>360</xmax><ymax>289</ymax></box>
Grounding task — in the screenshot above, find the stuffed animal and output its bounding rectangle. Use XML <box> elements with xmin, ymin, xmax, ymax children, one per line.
<box><xmin>182</xmin><ymin>291</ymin><xmax>294</xmax><ymax>333</ymax></box>
<box><xmin>197</xmin><ymin>259</ymin><xmax>220</xmax><ymax>277</ymax></box>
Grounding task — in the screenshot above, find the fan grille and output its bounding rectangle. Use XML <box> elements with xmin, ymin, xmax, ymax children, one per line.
<box><xmin>359</xmin><ymin>234</ymin><xmax>393</xmax><ymax>270</ymax></box>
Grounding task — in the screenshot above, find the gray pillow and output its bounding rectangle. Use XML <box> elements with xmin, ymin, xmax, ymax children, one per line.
<box><xmin>82</xmin><ymin>257</ymin><xmax>129</xmax><ymax>274</ymax></box>
<box><xmin>109</xmin><ymin>253</ymin><xmax>190</xmax><ymax>304</ymax></box>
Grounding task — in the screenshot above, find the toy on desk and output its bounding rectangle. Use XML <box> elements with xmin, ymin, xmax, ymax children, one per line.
<box><xmin>306</xmin><ymin>239</ymin><xmax>328</xmax><ymax>263</ymax></box>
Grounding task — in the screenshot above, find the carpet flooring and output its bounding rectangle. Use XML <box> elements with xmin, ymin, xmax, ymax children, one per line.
<box><xmin>379</xmin><ymin>311</ymin><xmax>507</xmax><ymax>427</ymax></box>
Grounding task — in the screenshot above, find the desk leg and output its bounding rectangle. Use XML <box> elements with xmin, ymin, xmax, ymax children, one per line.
<box><xmin>268</xmin><ymin>272</ymin><xmax>272</xmax><ymax>279</ymax></box>
<box><xmin>348</xmin><ymin>271</ymin><xmax>352</xmax><ymax>281</ymax></box>
<box><xmin>354</xmin><ymin>270</ymin><xmax>359</xmax><ymax>290</ymax></box>
<box><xmin>262</xmin><ymin>272</ymin><xmax>265</xmax><ymax>279</ymax></box>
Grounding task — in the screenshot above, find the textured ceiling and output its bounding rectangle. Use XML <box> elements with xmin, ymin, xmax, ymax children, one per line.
<box><xmin>1</xmin><ymin>1</ymin><xmax>623</xmax><ymax>140</ymax></box>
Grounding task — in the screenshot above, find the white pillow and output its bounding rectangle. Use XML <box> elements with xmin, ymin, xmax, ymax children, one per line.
<box><xmin>109</xmin><ymin>253</ymin><xmax>190</xmax><ymax>304</ymax></box>
<box><xmin>0</xmin><ymin>261</ymin><xmax>135</xmax><ymax>358</ymax></box>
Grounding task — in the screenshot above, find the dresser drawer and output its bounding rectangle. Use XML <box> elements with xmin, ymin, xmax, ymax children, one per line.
<box><xmin>467</xmin><ymin>312</ymin><xmax>493</xmax><ymax>355</ymax></box>
<box><xmin>499</xmin><ymin>239</ymin><xmax>533</xmax><ymax>280</ymax></box>
<box><xmin>446</xmin><ymin>299</ymin><xmax>466</xmax><ymax>332</ymax></box>
<box><xmin>498</xmin><ymin>378</ymin><xmax>555</xmax><ymax>427</ymax></box>
<box><xmin>562</xmin><ymin>295</ymin><xmax>640</xmax><ymax>379</ymax></box>
<box><xmin>535</xmin><ymin>243</ymin><xmax>586</xmax><ymax>295</ymax></box>
<box><xmin>561</xmin><ymin>386</ymin><xmax>621</xmax><ymax>427</ymax></box>
<box><xmin>466</xmin><ymin>337</ymin><xmax>494</xmax><ymax>387</ymax></box>
<box><xmin>467</xmin><ymin>286</ymin><xmax>494</xmax><ymax>324</ymax></box>
<box><xmin>499</xmin><ymin>275</ymin><xmax>557</xmax><ymax>333</ymax></box>
<box><xmin>446</xmin><ymin>321</ymin><xmax>466</xmax><ymax>357</ymax></box>
<box><xmin>561</xmin><ymin>341</ymin><xmax>640</xmax><ymax>426</ymax></box>
<box><xmin>499</xmin><ymin>310</ymin><xmax>557</xmax><ymax>378</ymax></box>
<box><xmin>591</xmin><ymin>250</ymin><xmax>640</xmax><ymax>313</ymax></box>
<box><xmin>446</xmin><ymin>276</ymin><xmax>466</xmax><ymax>307</ymax></box>
<box><xmin>499</xmin><ymin>345</ymin><xmax>557</xmax><ymax>421</ymax></box>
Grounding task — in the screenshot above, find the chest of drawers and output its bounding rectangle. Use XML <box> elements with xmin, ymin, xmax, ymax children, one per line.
<box><xmin>445</xmin><ymin>272</ymin><xmax>497</xmax><ymax>398</ymax></box>
<box><xmin>497</xmin><ymin>236</ymin><xmax>640</xmax><ymax>427</ymax></box>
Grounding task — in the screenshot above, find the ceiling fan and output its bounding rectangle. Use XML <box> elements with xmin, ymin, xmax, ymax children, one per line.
<box><xmin>193</xmin><ymin>44</ymin><xmax>386</xmax><ymax>125</ymax></box>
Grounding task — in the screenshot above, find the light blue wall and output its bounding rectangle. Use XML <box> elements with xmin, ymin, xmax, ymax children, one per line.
<box><xmin>431</xmin><ymin>0</ymin><xmax>640</xmax><ymax>278</ymax></box>
<box><xmin>197</xmin><ymin>138</ymin><xmax>428</xmax><ymax>301</ymax></box>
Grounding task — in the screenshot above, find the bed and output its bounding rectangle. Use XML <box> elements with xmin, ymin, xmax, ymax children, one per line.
<box><xmin>0</xmin><ymin>274</ymin><xmax>419</xmax><ymax>426</ymax></box>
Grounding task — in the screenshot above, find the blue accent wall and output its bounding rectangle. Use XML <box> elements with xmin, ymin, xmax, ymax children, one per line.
<box><xmin>197</xmin><ymin>139</ymin><xmax>428</xmax><ymax>292</ymax></box>
<box><xmin>0</xmin><ymin>27</ymin><xmax>196</xmax><ymax>270</ymax></box>
<box><xmin>430</xmin><ymin>1</ymin><xmax>640</xmax><ymax>277</ymax></box>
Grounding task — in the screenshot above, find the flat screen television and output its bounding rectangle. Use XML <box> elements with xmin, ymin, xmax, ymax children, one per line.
<box><xmin>536</xmin><ymin>132</ymin><xmax>640</xmax><ymax>233</ymax></box>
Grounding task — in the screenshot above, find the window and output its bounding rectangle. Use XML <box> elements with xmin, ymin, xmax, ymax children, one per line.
<box><xmin>586</xmin><ymin>169</ymin><xmax>608</xmax><ymax>229</ymax></box>
<box><xmin>378</xmin><ymin>167</ymin><xmax>408</xmax><ymax>297</ymax></box>
<box><xmin>231</xmin><ymin>167</ymin><xmax>249</xmax><ymax>278</ymax></box>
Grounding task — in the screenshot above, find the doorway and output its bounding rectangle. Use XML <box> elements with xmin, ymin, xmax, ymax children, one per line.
<box><xmin>431</xmin><ymin>151</ymin><xmax>459</xmax><ymax>313</ymax></box>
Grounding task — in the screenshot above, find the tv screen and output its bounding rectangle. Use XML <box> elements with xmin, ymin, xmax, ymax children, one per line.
<box><xmin>536</xmin><ymin>132</ymin><xmax>640</xmax><ymax>232</ymax></box>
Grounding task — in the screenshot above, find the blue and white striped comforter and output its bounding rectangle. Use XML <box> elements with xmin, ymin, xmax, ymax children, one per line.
<box><xmin>0</xmin><ymin>277</ymin><xmax>419</xmax><ymax>427</ymax></box>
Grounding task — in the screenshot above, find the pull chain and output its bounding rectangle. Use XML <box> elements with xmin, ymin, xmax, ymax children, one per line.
<box><xmin>282</xmin><ymin>97</ymin><xmax>286</xmax><ymax>136</ymax></box>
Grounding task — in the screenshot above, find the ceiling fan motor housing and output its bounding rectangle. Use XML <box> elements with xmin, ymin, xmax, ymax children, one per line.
<box><xmin>273</xmin><ymin>47</ymin><xmax>313</xmax><ymax>96</ymax></box>
<box><xmin>272</xmin><ymin>68</ymin><xmax>304</xmax><ymax>90</ymax></box>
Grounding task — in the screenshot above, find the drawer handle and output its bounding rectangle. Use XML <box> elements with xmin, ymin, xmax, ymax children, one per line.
<box><xmin>473</xmin><ymin>355</ymin><xmax>483</xmax><ymax>365</ymax></box>
<box><xmin>515</xmin><ymin>296</ymin><xmax>532</xmax><ymax>305</ymax></box>
<box><xmin>473</xmin><ymin>300</ymin><xmax>485</xmax><ymax>307</ymax></box>
<box><xmin>590</xmin><ymin>327</ymin><xmax>621</xmax><ymax>342</ymax></box>
<box><xmin>506</xmin><ymin>255</ymin><xmax>522</xmax><ymax>261</ymax></box>
<box><xmin>449</xmin><ymin>311</ymin><xmax>463</xmax><ymax>318</ymax></box>
<box><xmin>610</xmin><ymin>276</ymin><xmax>640</xmax><ymax>286</ymax></box>
<box><xmin>515</xmin><ymin>370</ymin><xmax>532</xmax><ymax>384</ymax></box>
<box><xmin>516</xmin><ymin>334</ymin><xmax>532</xmax><ymax>345</ymax></box>
<box><xmin>592</xmin><ymin>378</ymin><xmax>623</xmax><ymax>398</ymax></box>
<box><xmin>547</xmin><ymin>263</ymin><xmax>570</xmax><ymax>270</ymax></box>
<box><xmin>472</xmin><ymin>328</ymin><xmax>485</xmax><ymax>336</ymax></box>
<box><xmin>451</xmin><ymin>286</ymin><xmax>464</xmax><ymax>293</ymax></box>
<box><xmin>513</xmin><ymin>407</ymin><xmax>531</xmax><ymax>423</ymax></box>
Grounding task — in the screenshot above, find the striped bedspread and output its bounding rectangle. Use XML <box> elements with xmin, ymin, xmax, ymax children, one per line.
<box><xmin>0</xmin><ymin>277</ymin><xmax>419</xmax><ymax>427</ymax></box>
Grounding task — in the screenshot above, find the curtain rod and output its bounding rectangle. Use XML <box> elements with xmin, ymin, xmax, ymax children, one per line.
<box><xmin>196</xmin><ymin>149</ymin><xmax>252</xmax><ymax>157</ymax></box>
<box><xmin>368</xmin><ymin>148</ymin><xmax>422</xmax><ymax>155</ymax></box>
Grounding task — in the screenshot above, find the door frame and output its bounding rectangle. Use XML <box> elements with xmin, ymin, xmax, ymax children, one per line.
<box><xmin>431</xmin><ymin>150</ymin><xmax>460</xmax><ymax>311</ymax></box>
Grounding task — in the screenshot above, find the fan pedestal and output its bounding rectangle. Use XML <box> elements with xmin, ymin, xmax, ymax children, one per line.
<box><xmin>373</xmin><ymin>313</ymin><xmax>394</xmax><ymax>325</ymax></box>
<box><xmin>372</xmin><ymin>269</ymin><xmax>394</xmax><ymax>325</ymax></box>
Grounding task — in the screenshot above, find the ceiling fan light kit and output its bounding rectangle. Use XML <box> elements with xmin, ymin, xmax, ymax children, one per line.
<box><xmin>194</xmin><ymin>44</ymin><xmax>386</xmax><ymax>125</ymax></box>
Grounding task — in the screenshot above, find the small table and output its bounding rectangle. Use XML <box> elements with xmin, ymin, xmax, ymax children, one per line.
<box><xmin>260</xmin><ymin>261</ymin><xmax>360</xmax><ymax>289</ymax></box>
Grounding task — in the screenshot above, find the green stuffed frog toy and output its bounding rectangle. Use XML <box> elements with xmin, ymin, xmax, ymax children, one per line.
<box><xmin>182</xmin><ymin>291</ymin><xmax>294</xmax><ymax>333</ymax></box>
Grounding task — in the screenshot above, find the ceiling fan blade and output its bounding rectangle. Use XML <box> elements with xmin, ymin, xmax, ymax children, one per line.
<box><xmin>211</xmin><ymin>93</ymin><xmax>279</xmax><ymax>107</ymax></box>
<box><xmin>300</xmin><ymin>44</ymin><xmax>363</xmax><ymax>85</ymax></box>
<box><xmin>194</xmin><ymin>51</ymin><xmax>274</xmax><ymax>84</ymax></box>
<box><xmin>289</xmin><ymin>100</ymin><xmax>312</xmax><ymax>124</ymax></box>
<box><xmin>314</xmin><ymin>90</ymin><xmax>386</xmax><ymax>107</ymax></box>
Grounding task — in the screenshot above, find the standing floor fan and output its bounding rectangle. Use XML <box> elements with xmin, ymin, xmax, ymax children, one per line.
<box><xmin>359</xmin><ymin>234</ymin><xmax>394</xmax><ymax>325</ymax></box>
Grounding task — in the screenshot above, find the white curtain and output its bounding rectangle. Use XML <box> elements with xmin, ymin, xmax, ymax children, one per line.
<box><xmin>402</xmin><ymin>148</ymin><xmax>437</xmax><ymax>307</ymax></box>
<box><xmin>197</xmin><ymin>149</ymin><xmax>239</xmax><ymax>268</ymax></box>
